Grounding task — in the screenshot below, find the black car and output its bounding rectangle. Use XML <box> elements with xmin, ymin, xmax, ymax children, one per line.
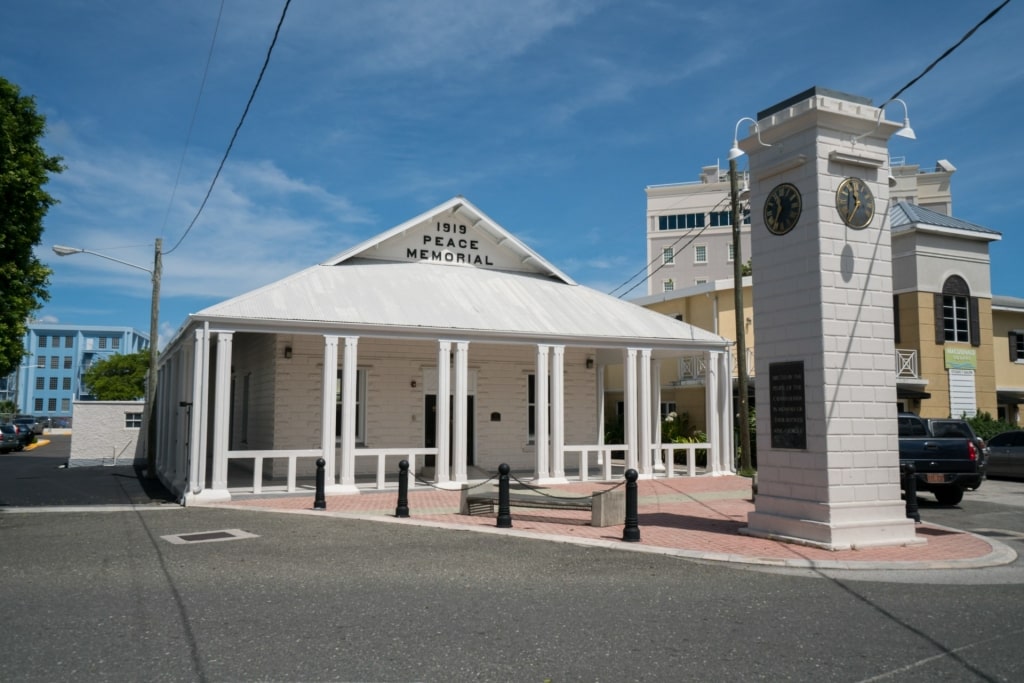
<box><xmin>9</xmin><ymin>423</ymin><xmax>34</xmax><ymax>448</ymax></box>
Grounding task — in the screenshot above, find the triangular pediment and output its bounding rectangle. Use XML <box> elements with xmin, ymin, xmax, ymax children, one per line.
<box><xmin>322</xmin><ymin>197</ymin><xmax>576</xmax><ymax>284</ymax></box>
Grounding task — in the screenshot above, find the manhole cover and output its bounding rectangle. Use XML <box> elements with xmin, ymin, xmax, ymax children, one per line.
<box><xmin>161</xmin><ymin>528</ymin><xmax>259</xmax><ymax>545</ymax></box>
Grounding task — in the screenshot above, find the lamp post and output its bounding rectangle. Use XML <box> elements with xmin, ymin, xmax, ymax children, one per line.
<box><xmin>53</xmin><ymin>238</ymin><xmax>162</xmax><ymax>479</ymax></box>
<box><xmin>727</xmin><ymin>117</ymin><xmax>770</xmax><ymax>474</ymax></box>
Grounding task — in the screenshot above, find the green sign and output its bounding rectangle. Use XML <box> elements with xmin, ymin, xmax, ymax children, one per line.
<box><xmin>944</xmin><ymin>347</ymin><xmax>977</xmax><ymax>370</ymax></box>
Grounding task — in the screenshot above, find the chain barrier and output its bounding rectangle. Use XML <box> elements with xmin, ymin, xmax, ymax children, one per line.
<box><xmin>411</xmin><ymin>473</ymin><xmax>497</xmax><ymax>491</ymax></box>
<box><xmin>508</xmin><ymin>473</ymin><xmax>625</xmax><ymax>501</ymax></box>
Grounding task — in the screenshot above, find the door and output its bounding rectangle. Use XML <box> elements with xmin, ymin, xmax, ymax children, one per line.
<box><xmin>424</xmin><ymin>394</ymin><xmax>475</xmax><ymax>466</ymax></box>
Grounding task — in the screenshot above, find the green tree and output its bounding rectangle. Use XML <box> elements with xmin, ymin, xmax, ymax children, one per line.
<box><xmin>82</xmin><ymin>351</ymin><xmax>149</xmax><ymax>400</ymax></box>
<box><xmin>0</xmin><ymin>77</ymin><xmax>64</xmax><ymax>377</ymax></box>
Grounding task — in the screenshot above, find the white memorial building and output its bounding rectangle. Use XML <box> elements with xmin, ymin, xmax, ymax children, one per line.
<box><xmin>152</xmin><ymin>197</ymin><xmax>734</xmax><ymax>504</ymax></box>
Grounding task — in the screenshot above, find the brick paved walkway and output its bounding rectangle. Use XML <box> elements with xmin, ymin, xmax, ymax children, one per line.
<box><xmin>206</xmin><ymin>474</ymin><xmax>1011</xmax><ymax>569</ymax></box>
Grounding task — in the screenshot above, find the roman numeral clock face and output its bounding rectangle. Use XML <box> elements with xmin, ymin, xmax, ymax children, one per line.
<box><xmin>836</xmin><ymin>176</ymin><xmax>875</xmax><ymax>229</ymax></box>
<box><xmin>763</xmin><ymin>182</ymin><xmax>802</xmax><ymax>236</ymax></box>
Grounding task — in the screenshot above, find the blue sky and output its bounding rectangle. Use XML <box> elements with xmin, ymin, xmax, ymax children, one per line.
<box><xmin>3</xmin><ymin>1</ymin><xmax>1022</xmax><ymax>346</ymax></box>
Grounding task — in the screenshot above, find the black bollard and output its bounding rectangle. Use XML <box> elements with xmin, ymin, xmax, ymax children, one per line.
<box><xmin>622</xmin><ymin>468</ymin><xmax>640</xmax><ymax>542</ymax></box>
<box><xmin>395</xmin><ymin>459</ymin><xmax>410</xmax><ymax>518</ymax></box>
<box><xmin>903</xmin><ymin>462</ymin><xmax>920</xmax><ymax>523</ymax></box>
<box><xmin>496</xmin><ymin>463</ymin><xmax>512</xmax><ymax>528</ymax></box>
<box><xmin>314</xmin><ymin>457</ymin><xmax>326</xmax><ymax>510</ymax></box>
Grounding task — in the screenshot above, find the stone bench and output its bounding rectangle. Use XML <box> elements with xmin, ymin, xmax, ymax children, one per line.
<box><xmin>460</xmin><ymin>484</ymin><xmax>625</xmax><ymax>527</ymax></box>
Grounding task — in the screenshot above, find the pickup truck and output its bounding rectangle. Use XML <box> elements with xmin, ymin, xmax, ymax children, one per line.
<box><xmin>898</xmin><ymin>412</ymin><xmax>981</xmax><ymax>506</ymax></box>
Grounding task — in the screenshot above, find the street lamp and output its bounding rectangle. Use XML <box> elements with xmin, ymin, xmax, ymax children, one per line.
<box><xmin>53</xmin><ymin>239</ymin><xmax>162</xmax><ymax>479</ymax></box>
<box><xmin>726</xmin><ymin>117</ymin><xmax>769</xmax><ymax>474</ymax></box>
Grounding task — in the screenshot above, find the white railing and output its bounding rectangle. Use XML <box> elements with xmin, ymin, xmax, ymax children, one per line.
<box><xmin>896</xmin><ymin>349</ymin><xmax>918</xmax><ymax>378</ymax></box>
<box><xmin>353</xmin><ymin>447</ymin><xmax>437</xmax><ymax>489</ymax></box>
<box><xmin>226</xmin><ymin>448</ymin><xmax>322</xmax><ymax>494</ymax></box>
<box><xmin>655</xmin><ymin>442</ymin><xmax>711</xmax><ymax>478</ymax></box>
<box><xmin>563</xmin><ymin>444</ymin><xmax>622</xmax><ymax>481</ymax></box>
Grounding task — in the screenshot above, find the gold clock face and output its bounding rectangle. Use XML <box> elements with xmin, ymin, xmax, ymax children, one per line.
<box><xmin>764</xmin><ymin>183</ymin><xmax>802</xmax><ymax>236</ymax></box>
<box><xmin>836</xmin><ymin>177</ymin><xmax>875</xmax><ymax>229</ymax></box>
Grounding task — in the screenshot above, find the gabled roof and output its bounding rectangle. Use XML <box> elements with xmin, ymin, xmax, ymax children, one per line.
<box><xmin>322</xmin><ymin>196</ymin><xmax>575</xmax><ymax>284</ymax></box>
<box><xmin>192</xmin><ymin>197</ymin><xmax>729</xmax><ymax>351</ymax></box>
<box><xmin>890</xmin><ymin>201</ymin><xmax>1001</xmax><ymax>241</ymax></box>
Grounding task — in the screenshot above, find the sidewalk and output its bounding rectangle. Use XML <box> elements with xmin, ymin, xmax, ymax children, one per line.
<box><xmin>206</xmin><ymin>474</ymin><xmax>1016</xmax><ymax>570</ymax></box>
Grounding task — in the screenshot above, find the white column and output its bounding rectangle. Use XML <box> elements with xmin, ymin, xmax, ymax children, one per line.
<box><xmin>638</xmin><ymin>348</ymin><xmax>653</xmax><ymax>477</ymax></box>
<box><xmin>624</xmin><ymin>348</ymin><xmax>638</xmax><ymax>473</ymax></box>
<box><xmin>550</xmin><ymin>345</ymin><xmax>566</xmax><ymax>482</ymax></box>
<box><xmin>338</xmin><ymin>336</ymin><xmax>360</xmax><ymax>493</ymax></box>
<box><xmin>719</xmin><ymin>350</ymin><xmax>735</xmax><ymax>473</ymax></box>
<box><xmin>596</xmin><ymin>360</ymin><xmax>606</xmax><ymax>466</ymax></box>
<box><xmin>321</xmin><ymin>336</ymin><xmax>342</xmax><ymax>489</ymax></box>
<box><xmin>185</xmin><ymin>328</ymin><xmax>207</xmax><ymax>501</ymax></box>
<box><xmin>652</xmin><ymin>358</ymin><xmax>664</xmax><ymax>472</ymax></box>
<box><xmin>535</xmin><ymin>345</ymin><xmax>550</xmax><ymax>480</ymax></box>
<box><xmin>211</xmin><ymin>332</ymin><xmax>232</xmax><ymax>491</ymax></box>
<box><xmin>452</xmin><ymin>341</ymin><xmax>469</xmax><ymax>482</ymax></box>
<box><xmin>705</xmin><ymin>350</ymin><xmax>721</xmax><ymax>475</ymax></box>
<box><xmin>436</xmin><ymin>341</ymin><xmax>452</xmax><ymax>484</ymax></box>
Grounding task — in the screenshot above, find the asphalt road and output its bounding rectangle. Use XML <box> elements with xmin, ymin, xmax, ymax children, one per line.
<box><xmin>2</xmin><ymin>436</ymin><xmax>1023</xmax><ymax>682</ymax></box>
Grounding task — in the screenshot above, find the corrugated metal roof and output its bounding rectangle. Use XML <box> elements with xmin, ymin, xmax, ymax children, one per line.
<box><xmin>891</xmin><ymin>200</ymin><xmax>1001</xmax><ymax>237</ymax></box>
<box><xmin>193</xmin><ymin>198</ymin><xmax>729</xmax><ymax>351</ymax></box>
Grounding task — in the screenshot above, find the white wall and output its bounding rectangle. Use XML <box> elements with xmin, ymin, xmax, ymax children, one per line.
<box><xmin>68</xmin><ymin>401</ymin><xmax>145</xmax><ymax>467</ymax></box>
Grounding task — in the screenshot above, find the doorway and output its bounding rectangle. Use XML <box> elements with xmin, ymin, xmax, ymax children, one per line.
<box><xmin>424</xmin><ymin>394</ymin><xmax>475</xmax><ymax>466</ymax></box>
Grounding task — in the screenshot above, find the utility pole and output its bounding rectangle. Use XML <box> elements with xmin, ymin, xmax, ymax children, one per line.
<box><xmin>729</xmin><ymin>158</ymin><xmax>753</xmax><ymax>473</ymax></box>
<box><xmin>145</xmin><ymin>237</ymin><xmax>162</xmax><ymax>479</ymax></box>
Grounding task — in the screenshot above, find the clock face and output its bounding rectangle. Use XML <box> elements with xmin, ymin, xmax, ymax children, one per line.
<box><xmin>836</xmin><ymin>177</ymin><xmax>875</xmax><ymax>229</ymax></box>
<box><xmin>764</xmin><ymin>183</ymin><xmax>802</xmax><ymax>236</ymax></box>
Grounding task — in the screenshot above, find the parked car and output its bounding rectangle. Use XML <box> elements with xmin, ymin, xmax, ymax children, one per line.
<box><xmin>985</xmin><ymin>430</ymin><xmax>1024</xmax><ymax>480</ymax></box>
<box><xmin>13</xmin><ymin>415</ymin><xmax>43</xmax><ymax>436</ymax></box>
<box><xmin>0</xmin><ymin>424</ymin><xmax>20</xmax><ymax>453</ymax></box>
<box><xmin>10</xmin><ymin>423</ymin><xmax>35</xmax><ymax>448</ymax></box>
<box><xmin>925</xmin><ymin>418</ymin><xmax>989</xmax><ymax>487</ymax></box>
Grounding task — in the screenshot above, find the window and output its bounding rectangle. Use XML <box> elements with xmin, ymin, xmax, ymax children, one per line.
<box><xmin>660</xmin><ymin>402</ymin><xmax>677</xmax><ymax>417</ymax></box>
<box><xmin>34</xmin><ymin>398</ymin><xmax>43</xmax><ymax>412</ymax></box>
<box><xmin>98</xmin><ymin>337</ymin><xmax>107</xmax><ymax>349</ymax></box>
<box><xmin>47</xmin><ymin>398</ymin><xmax>56</xmax><ymax>411</ymax></box>
<box><xmin>662</xmin><ymin>248</ymin><xmax>674</xmax><ymax>265</ymax></box>
<box><xmin>50</xmin><ymin>356</ymin><xmax>59</xmax><ymax>369</ymax></box>
<box><xmin>49</xmin><ymin>377</ymin><xmax>58</xmax><ymax>390</ymax></box>
<box><xmin>694</xmin><ymin>245</ymin><xmax>707</xmax><ymax>264</ymax></box>
<box><xmin>39</xmin><ymin>336</ymin><xmax>47</xmax><ymax>348</ymax></box>
<box><xmin>934</xmin><ymin>276</ymin><xmax>979</xmax><ymax>346</ymax></box>
<box><xmin>61</xmin><ymin>399</ymin><xmax>70</xmax><ymax>412</ymax></box>
<box><xmin>710</xmin><ymin>211</ymin><xmax>732</xmax><ymax>227</ymax></box>
<box><xmin>728</xmin><ymin>243</ymin><xmax>735</xmax><ymax>263</ymax></box>
<box><xmin>65</xmin><ymin>336</ymin><xmax>73</xmax><ymax>348</ymax></box>
<box><xmin>36</xmin><ymin>377</ymin><xmax>44</xmax><ymax>390</ymax></box>
<box><xmin>112</xmin><ymin>337</ymin><xmax>120</xmax><ymax>350</ymax></box>
<box><xmin>125</xmin><ymin>412</ymin><xmax>143</xmax><ymax>429</ymax></box>
<box><xmin>336</xmin><ymin>369</ymin><xmax>367</xmax><ymax>445</ymax></box>
<box><xmin>37</xmin><ymin>356</ymin><xmax>45</xmax><ymax>368</ymax></box>
<box><xmin>1010</xmin><ymin>331</ymin><xmax>1024</xmax><ymax>362</ymax></box>
<box><xmin>63</xmin><ymin>377</ymin><xmax>71</xmax><ymax>390</ymax></box>
<box><xmin>527</xmin><ymin>374</ymin><xmax>551</xmax><ymax>443</ymax></box>
<box><xmin>658</xmin><ymin>212</ymin><xmax>707</xmax><ymax>231</ymax></box>
<box><xmin>64</xmin><ymin>357</ymin><xmax>72</xmax><ymax>369</ymax></box>
<box><xmin>663</xmin><ymin>279</ymin><xmax>674</xmax><ymax>292</ymax></box>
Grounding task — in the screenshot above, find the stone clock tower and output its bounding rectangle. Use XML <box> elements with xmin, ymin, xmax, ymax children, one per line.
<box><xmin>740</xmin><ymin>87</ymin><xmax>920</xmax><ymax>549</ymax></box>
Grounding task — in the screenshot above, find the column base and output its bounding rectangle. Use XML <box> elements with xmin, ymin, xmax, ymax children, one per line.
<box><xmin>325</xmin><ymin>484</ymin><xmax>360</xmax><ymax>495</ymax></box>
<box><xmin>746</xmin><ymin>494</ymin><xmax>922</xmax><ymax>550</ymax></box>
<box><xmin>182</xmin><ymin>488</ymin><xmax>233</xmax><ymax>506</ymax></box>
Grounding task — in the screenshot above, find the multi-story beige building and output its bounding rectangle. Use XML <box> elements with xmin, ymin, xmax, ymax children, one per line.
<box><xmin>638</xmin><ymin>160</ymin><xmax>1023</xmax><ymax>431</ymax></box>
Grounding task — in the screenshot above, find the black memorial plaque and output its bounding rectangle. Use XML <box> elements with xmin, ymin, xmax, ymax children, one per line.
<box><xmin>769</xmin><ymin>361</ymin><xmax>806</xmax><ymax>450</ymax></box>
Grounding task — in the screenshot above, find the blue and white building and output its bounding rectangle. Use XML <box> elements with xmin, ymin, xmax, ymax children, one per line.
<box><xmin>2</xmin><ymin>323</ymin><xmax>149</xmax><ymax>425</ymax></box>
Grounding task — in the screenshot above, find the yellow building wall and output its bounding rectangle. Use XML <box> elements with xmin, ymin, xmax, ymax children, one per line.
<box><xmin>906</xmin><ymin>292</ymin><xmax>996</xmax><ymax>418</ymax></box>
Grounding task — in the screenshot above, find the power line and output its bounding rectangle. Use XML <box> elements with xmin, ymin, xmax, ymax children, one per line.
<box><xmin>609</xmin><ymin>193</ymin><xmax>733</xmax><ymax>299</ymax></box>
<box><xmin>159</xmin><ymin>0</ymin><xmax>226</xmax><ymax>239</ymax></box>
<box><xmin>165</xmin><ymin>0</ymin><xmax>293</xmax><ymax>256</ymax></box>
<box><xmin>886</xmin><ymin>0</ymin><xmax>1012</xmax><ymax>104</ymax></box>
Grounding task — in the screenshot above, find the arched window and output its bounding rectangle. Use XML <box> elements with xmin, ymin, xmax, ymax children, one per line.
<box><xmin>934</xmin><ymin>275</ymin><xmax>979</xmax><ymax>346</ymax></box>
